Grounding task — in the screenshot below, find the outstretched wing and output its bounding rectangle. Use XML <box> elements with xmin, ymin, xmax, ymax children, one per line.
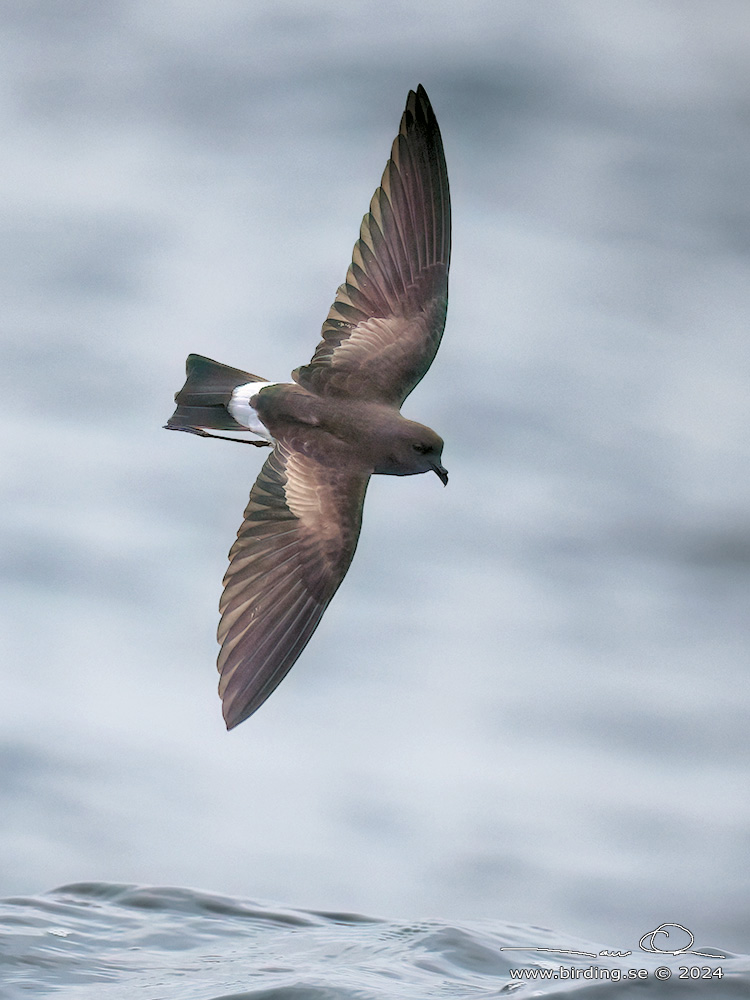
<box><xmin>217</xmin><ymin>442</ymin><xmax>370</xmax><ymax>729</ymax></box>
<box><xmin>293</xmin><ymin>85</ymin><xmax>451</xmax><ymax>406</ymax></box>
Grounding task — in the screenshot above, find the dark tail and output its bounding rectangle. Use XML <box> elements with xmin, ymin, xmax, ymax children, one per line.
<box><xmin>165</xmin><ymin>354</ymin><xmax>267</xmax><ymax>432</ymax></box>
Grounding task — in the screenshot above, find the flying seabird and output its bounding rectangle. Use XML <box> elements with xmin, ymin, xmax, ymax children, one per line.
<box><xmin>166</xmin><ymin>85</ymin><xmax>451</xmax><ymax>729</ymax></box>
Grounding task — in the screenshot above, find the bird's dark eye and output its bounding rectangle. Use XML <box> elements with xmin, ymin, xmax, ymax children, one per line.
<box><xmin>412</xmin><ymin>442</ymin><xmax>430</xmax><ymax>455</ymax></box>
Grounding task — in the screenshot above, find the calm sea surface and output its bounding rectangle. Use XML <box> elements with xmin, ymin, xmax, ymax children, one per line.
<box><xmin>2</xmin><ymin>1</ymin><xmax>749</xmax><ymax>994</ymax></box>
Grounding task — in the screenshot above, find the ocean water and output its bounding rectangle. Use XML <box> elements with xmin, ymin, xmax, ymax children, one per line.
<box><xmin>2</xmin><ymin>0</ymin><xmax>749</xmax><ymax>993</ymax></box>
<box><xmin>1</xmin><ymin>882</ymin><xmax>748</xmax><ymax>999</ymax></box>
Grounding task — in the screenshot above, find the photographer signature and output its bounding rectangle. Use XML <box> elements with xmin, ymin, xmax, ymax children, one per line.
<box><xmin>500</xmin><ymin>922</ymin><xmax>726</xmax><ymax>960</ymax></box>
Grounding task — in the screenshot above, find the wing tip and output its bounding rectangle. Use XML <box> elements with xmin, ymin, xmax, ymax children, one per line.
<box><xmin>403</xmin><ymin>84</ymin><xmax>438</xmax><ymax>132</ymax></box>
<box><xmin>221</xmin><ymin>690</ymin><xmax>258</xmax><ymax>730</ymax></box>
<box><xmin>224</xmin><ymin>713</ymin><xmax>239</xmax><ymax>731</ymax></box>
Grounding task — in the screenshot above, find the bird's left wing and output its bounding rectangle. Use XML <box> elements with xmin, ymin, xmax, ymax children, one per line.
<box><xmin>217</xmin><ymin>442</ymin><xmax>369</xmax><ymax>729</ymax></box>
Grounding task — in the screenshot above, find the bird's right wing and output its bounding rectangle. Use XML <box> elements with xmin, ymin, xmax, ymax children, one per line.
<box><xmin>217</xmin><ymin>443</ymin><xmax>370</xmax><ymax>729</ymax></box>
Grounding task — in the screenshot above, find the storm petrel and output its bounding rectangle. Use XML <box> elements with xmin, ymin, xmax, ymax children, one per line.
<box><xmin>166</xmin><ymin>86</ymin><xmax>451</xmax><ymax>729</ymax></box>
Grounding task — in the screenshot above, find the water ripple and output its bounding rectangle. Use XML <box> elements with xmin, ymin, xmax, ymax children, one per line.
<box><xmin>1</xmin><ymin>883</ymin><xmax>748</xmax><ymax>999</ymax></box>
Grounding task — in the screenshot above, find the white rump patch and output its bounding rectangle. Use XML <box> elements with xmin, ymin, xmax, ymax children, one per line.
<box><xmin>227</xmin><ymin>381</ymin><xmax>279</xmax><ymax>442</ymax></box>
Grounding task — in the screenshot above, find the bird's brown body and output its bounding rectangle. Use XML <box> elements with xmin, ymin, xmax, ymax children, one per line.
<box><xmin>254</xmin><ymin>384</ymin><xmax>446</xmax><ymax>478</ymax></box>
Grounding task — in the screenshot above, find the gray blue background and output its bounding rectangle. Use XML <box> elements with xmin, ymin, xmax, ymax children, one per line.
<box><xmin>2</xmin><ymin>0</ymin><xmax>748</xmax><ymax>956</ymax></box>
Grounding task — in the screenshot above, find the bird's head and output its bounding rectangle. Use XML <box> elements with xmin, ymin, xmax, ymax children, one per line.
<box><xmin>375</xmin><ymin>419</ymin><xmax>448</xmax><ymax>484</ymax></box>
